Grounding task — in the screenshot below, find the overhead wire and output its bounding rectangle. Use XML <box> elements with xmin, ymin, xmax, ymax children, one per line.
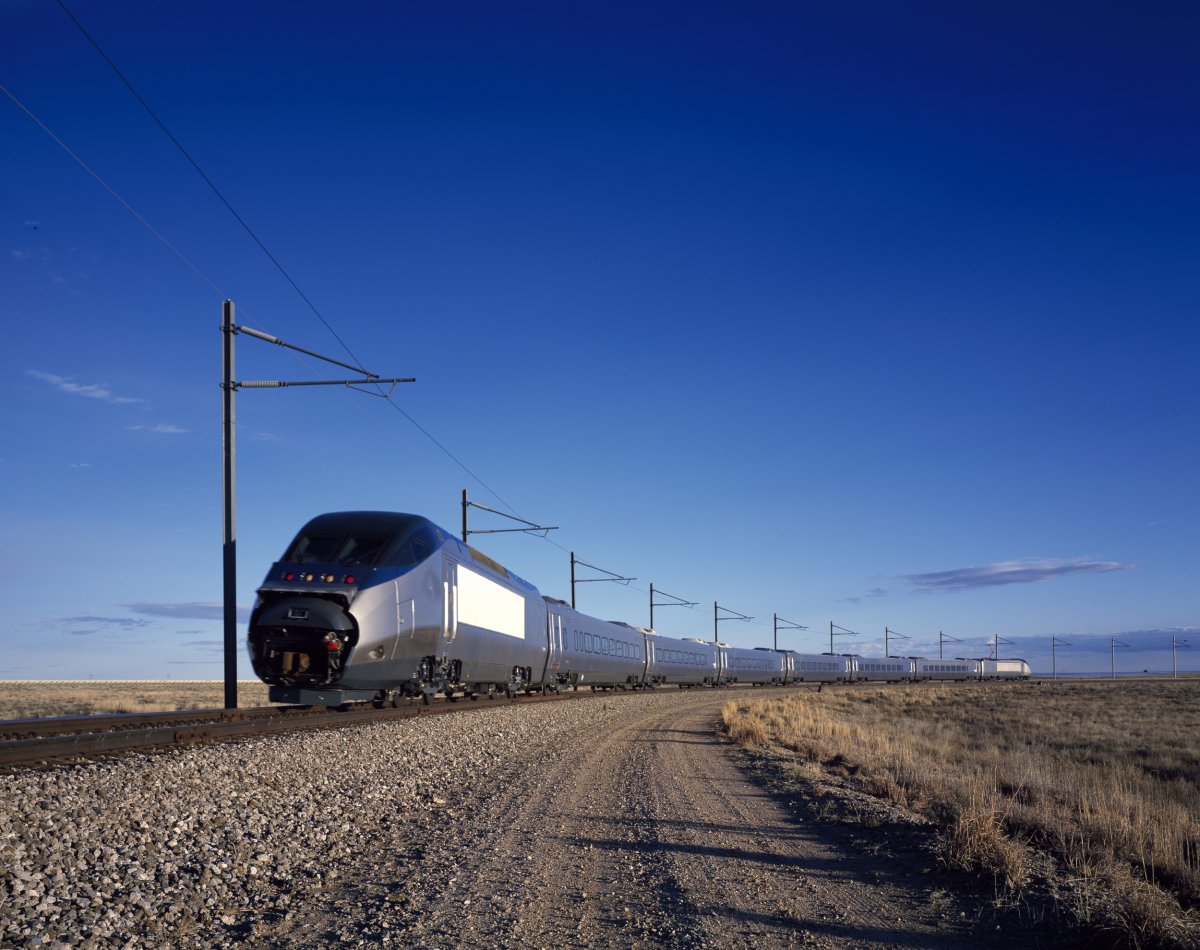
<box><xmin>22</xmin><ymin>6</ymin><xmax>800</xmax><ymax>639</ymax></box>
<box><xmin>49</xmin><ymin>0</ymin><xmax>525</xmax><ymax>522</ymax></box>
<box><xmin>52</xmin><ymin>0</ymin><xmax>363</xmax><ymax>373</ymax></box>
<box><xmin>1</xmin><ymin>82</ymin><xmax>224</xmax><ymax>300</ymax></box>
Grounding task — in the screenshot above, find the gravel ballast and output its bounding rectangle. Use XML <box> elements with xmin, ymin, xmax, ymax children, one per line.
<box><xmin>2</xmin><ymin>697</ymin><xmax>611</xmax><ymax>947</ymax></box>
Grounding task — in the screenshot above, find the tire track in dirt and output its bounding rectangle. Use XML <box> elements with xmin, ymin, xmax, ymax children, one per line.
<box><xmin>251</xmin><ymin>691</ymin><xmax>1043</xmax><ymax>948</ymax></box>
<box><xmin>631</xmin><ymin>700</ymin><xmax>1004</xmax><ymax>948</ymax></box>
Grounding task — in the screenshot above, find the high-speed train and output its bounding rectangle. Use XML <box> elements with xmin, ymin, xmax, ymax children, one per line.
<box><xmin>247</xmin><ymin>511</ymin><xmax>1030</xmax><ymax>706</ymax></box>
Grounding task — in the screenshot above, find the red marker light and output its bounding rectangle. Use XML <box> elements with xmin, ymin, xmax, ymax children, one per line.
<box><xmin>284</xmin><ymin>572</ymin><xmax>295</xmax><ymax>581</ymax></box>
<box><xmin>343</xmin><ymin>575</ymin><xmax>356</xmax><ymax>585</ymax></box>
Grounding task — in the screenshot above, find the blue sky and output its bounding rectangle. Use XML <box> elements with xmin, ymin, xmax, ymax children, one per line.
<box><xmin>2</xmin><ymin>1</ymin><xmax>1197</xmax><ymax>679</ymax></box>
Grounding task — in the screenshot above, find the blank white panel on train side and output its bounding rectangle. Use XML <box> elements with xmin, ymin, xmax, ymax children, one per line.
<box><xmin>457</xmin><ymin>566</ymin><xmax>525</xmax><ymax>638</ymax></box>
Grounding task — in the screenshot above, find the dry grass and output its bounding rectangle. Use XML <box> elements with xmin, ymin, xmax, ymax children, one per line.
<box><xmin>0</xmin><ymin>681</ymin><xmax>272</xmax><ymax>720</ymax></box>
<box><xmin>722</xmin><ymin>680</ymin><xmax>1200</xmax><ymax>947</ymax></box>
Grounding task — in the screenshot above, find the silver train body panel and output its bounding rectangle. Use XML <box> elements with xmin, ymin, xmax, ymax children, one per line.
<box><xmin>913</xmin><ymin>657</ymin><xmax>980</xmax><ymax>681</ymax></box>
<box><xmin>850</xmin><ymin>656</ymin><xmax>916</xmax><ymax>682</ymax></box>
<box><xmin>722</xmin><ymin>646</ymin><xmax>787</xmax><ymax>686</ymax></box>
<box><xmin>645</xmin><ymin>634</ymin><xmax>719</xmax><ymax>686</ymax></box>
<box><xmin>787</xmin><ymin>652</ymin><xmax>851</xmax><ymax>682</ymax></box>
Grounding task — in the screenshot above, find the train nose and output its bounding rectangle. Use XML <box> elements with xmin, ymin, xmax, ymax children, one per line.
<box><xmin>248</xmin><ymin>596</ymin><xmax>357</xmax><ymax>687</ymax></box>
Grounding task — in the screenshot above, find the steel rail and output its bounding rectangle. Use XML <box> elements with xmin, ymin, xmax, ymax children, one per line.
<box><xmin>0</xmin><ymin>704</ymin><xmax>319</xmax><ymax>741</ymax></box>
<box><xmin>0</xmin><ymin>690</ymin><xmax>583</xmax><ymax>770</ymax></box>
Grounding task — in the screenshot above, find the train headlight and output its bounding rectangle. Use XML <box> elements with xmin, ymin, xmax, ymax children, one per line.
<box><xmin>323</xmin><ymin>574</ymin><xmax>335</xmax><ymax>583</ymax></box>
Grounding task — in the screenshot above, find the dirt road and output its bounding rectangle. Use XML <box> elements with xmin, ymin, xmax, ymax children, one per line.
<box><xmin>254</xmin><ymin>691</ymin><xmax>1041</xmax><ymax>948</ymax></box>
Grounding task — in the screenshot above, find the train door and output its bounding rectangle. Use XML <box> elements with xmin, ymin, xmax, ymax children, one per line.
<box><xmin>388</xmin><ymin>589</ymin><xmax>415</xmax><ymax>660</ymax></box>
<box><xmin>441</xmin><ymin>558</ymin><xmax>458</xmax><ymax>654</ymax></box>
<box><xmin>547</xmin><ymin>611</ymin><xmax>562</xmax><ymax>674</ymax></box>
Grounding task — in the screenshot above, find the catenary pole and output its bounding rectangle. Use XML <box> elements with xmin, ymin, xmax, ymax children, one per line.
<box><xmin>221</xmin><ymin>300</ymin><xmax>412</xmax><ymax>709</ymax></box>
<box><xmin>221</xmin><ymin>301</ymin><xmax>237</xmax><ymax>710</ymax></box>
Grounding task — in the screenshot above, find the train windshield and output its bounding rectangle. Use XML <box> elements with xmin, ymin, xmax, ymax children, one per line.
<box><xmin>282</xmin><ymin>515</ymin><xmax>444</xmax><ymax>570</ymax></box>
<box><xmin>285</xmin><ymin>532</ymin><xmax>391</xmax><ymax>568</ymax></box>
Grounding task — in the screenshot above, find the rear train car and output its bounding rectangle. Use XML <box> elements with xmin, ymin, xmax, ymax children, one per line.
<box><xmin>981</xmin><ymin>658</ymin><xmax>1031</xmax><ymax>679</ymax></box>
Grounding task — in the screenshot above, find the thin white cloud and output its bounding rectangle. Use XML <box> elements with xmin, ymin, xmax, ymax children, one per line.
<box><xmin>27</xmin><ymin>370</ymin><xmax>146</xmax><ymax>405</ymax></box>
<box><xmin>128</xmin><ymin>424</ymin><xmax>188</xmax><ymax>434</ymax></box>
<box><xmin>59</xmin><ymin>616</ymin><xmax>152</xmax><ymax>636</ymax></box>
<box><xmin>125</xmin><ymin>601</ymin><xmax>252</xmax><ymax>623</ymax></box>
<box><xmin>842</xmin><ymin>586</ymin><xmax>889</xmax><ymax>605</ymax></box>
<box><xmin>904</xmin><ymin>558</ymin><xmax>1134</xmax><ymax>593</ymax></box>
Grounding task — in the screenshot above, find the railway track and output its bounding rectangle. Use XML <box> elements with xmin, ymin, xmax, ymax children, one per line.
<box><xmin>0</xmin><ymin>689</ymin><xmax>581</xmax><ymax>770</ymax></box>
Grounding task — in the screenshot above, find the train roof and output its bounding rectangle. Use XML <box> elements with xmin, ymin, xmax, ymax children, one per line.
<box><xmin>298</xmin><ymin>511</ymin><xmax>442</xmax><ymax>534</ymax></box>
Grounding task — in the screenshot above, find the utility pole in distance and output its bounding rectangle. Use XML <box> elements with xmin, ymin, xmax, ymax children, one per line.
<box><xmin>221</xmin><ymin>300</ymin><xmax>413</xmax><ymax>709</ymax></box>
<box><xmin>650</xmin><ymin>584</ymin><xmax>696</xmax><ymax>632</ymax></box>
<box><xmin>939</xmin><ymin>630</ymin><xmax>961</xmax><ymax>660</ymax></box>
<box><xmin>830</xmin><ymin>622</ymin><xmax>860</xmax><ymax>654</ymax></box>
<box><xmin>570</xmin><ymin>553</ymin><xmax>634</xmax><ymax>610</ymax></box>
<box><xmin>1051</xmin><ymin>636</ymin><xmax>1072</xmax><ymax>680</ymax></box>
<box><xmin>1173</xmin><ymin>632</ymin><xmax>1191</xmax><ymax>679</ymax></box>
<box><xmin>884</xmin><ymin>627</ymin><xmax>910</xmax><ymax>658</ymax></box>
<box><xmin>460</xmin><ymin>489</ymin><xmax>556</xmax><ymax>545</ymax></box>
<box><xmin>714</xmin><ymin>602</ymin><xmax>753</xmax><ymax>643</ymax></box>
<box><xmin>773</xmin><ymin>614</ymin><xmax>807</xmax><ymax>652</ymax></box>
<box><xmin>1111</xmin><ymin>638</ymin><xmax>1129</xmax><ymax>679</ymax></box>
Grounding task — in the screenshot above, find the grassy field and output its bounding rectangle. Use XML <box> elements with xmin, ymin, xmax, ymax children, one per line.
<box><xmin>722</xmin><ymin>679</ymin><xmax>1200</xmax><ymax>948</ymax></box>
<box><xmin>0</xmin><ymin>680</ymin><xmax>272</xmax><ymax>720</ymax></box>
